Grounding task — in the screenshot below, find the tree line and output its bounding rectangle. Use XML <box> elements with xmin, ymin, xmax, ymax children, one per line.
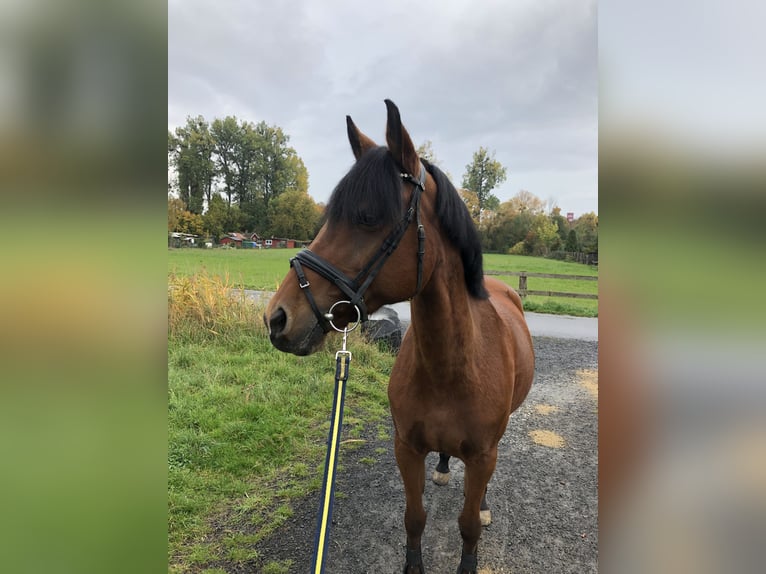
<box><xmin>168</xmin><ymin>115</ymin><xmax>321</xmax><ymax>241</ymax></box>
<box><xmin>168</xmin><ymin>118</ymin><xmax>596</xmax><ymax>258</ymax></box>
<box><xmin>421</xmin><ymin>142</ymin><xmax>598</xmax><ymax>258</ymax></box>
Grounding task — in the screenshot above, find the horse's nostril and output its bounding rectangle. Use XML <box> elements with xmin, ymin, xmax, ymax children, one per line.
<box><xmin>268</xmin><ymin>307</ymin><xmax>287</xmax><ymax>337</ymax></box>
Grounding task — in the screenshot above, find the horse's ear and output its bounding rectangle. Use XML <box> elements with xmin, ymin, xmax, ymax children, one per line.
<box><xmin>384</xmin><ymin>99</ymin><xmax>420</xmax><ymax>176</ymax></box>
<box><xmin>346</xmin><ymin>116</ymin><xmax>377</xmax><ymax>160</ymax></box>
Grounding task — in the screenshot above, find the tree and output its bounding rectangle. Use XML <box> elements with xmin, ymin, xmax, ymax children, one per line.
<box><xmin>459</xmin><ymin>188</ymin><xmax>481</xmax><ymax>224</ymax></box>
<box><xmin>529</xmin><ymin>214</ymin><xmax>559</xmax><ymax>256</ymax></box>
<box><xmin>550</xmin><ymin>206</ymin><xmax>569</xmax><ymax>245</ymax></box>
<box><xmin>202</xmin><ymin>193</ymin><xmax>230</xmax><ymax>242</ymax></box>
<box><xmin>416</xmin><ymin>140</ymin><xmax>453</xmax><ymax>179</ymax></box>
<box><xmin>508</xmin><ymin>189</ymin><xmax>545</xmax><ymax>214</ymax></box>
<box><xmin>461</xmin><ymin>147</ymin><xmax>507</xmax><ymax>221</ymax></box>
<box><xmin>170</xmin><ymin>116</ymin><xmax>215</xmax><ymax>214</ymax></box>
<box><xmin>565</xmin><ymin>229</ymin><xmax>579</xmax><ymax>252</ymax></box>
<box><xmin>251</xmin><ymin>121</ymin><xmax>306</xmax><ymax>206</ymax></box>
<box><xmin>484</xmin><ymin>195</ymin><xmax>500</xmax><ymax>212</ymax></box>
<box><xmin>284</xmin><ymin>154</ymin><xmax>309</xmax><ymax>197</ymax></box>
<box><xmin>230</xmin><ymin>120</ymin><xmax>257</xmax><ymax>207</ymax></box>
<box><xmin>236</xmin><ymin>121</ymin><xmax>308</xmax><ymax>232</ymax></box>
<box><xmin>472</xmin><ymin>188</ymin><xmax>578</xmax><ymax>254</ymax></box>
<box><xmin>168</xmin><ymin>194</ymin><xmax>186</xmax><ymax>232</ymax></box>
<box><xmin>210</xmin><ymin>116</ymin><xmax>240</xmax><ymax>207</ymax></box>
<box><xmin>175</xmin><ymin>210</ymin><xmax>204</xmax><ymax>235</ymax></box>
<box><xmin>170</xmin><ymin>114</ymin><xmax>312</xmax><ymax>234</ymax></box>
<box><xmin>267</xmin><ymin>189</ymin><xmax>321</xmax><ymax>240</ymax></box>
<box><xmin>480</xmin><ymin>200</ymin><xmax>532</xmax><ymax>252</ymax></box>
<box><xmin>416</xmin><ymin>140</ymin><xmax>438</xmax><ymax>164</ymax></box>
<box><xmin>574</xmin><ymin>212</ymin><xmax>598</xmax><ymax>253</ymax></box>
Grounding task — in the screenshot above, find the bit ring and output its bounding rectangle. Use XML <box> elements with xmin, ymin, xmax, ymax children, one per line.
<box><xmin>325</xmin><ymin>301</ymin><xmax>361</xmax><ymax>333</ymax></box>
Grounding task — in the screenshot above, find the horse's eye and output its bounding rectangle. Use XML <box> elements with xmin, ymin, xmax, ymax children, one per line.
<box><xmin>357</xmin><ymin>212</ymin><xmax>379</xmax><ymax>227</ymax></box>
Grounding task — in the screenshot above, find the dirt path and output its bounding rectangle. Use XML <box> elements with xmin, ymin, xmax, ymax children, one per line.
<box><xmin>252</xmin><ymin>336</ymin><xmax>598</xmax><ymax>573</ymax></box>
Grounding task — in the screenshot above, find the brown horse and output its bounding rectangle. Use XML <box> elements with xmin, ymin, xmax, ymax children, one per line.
<box><xmin>265</xmin><ymin>100</ymin><xmax>535</xmax><ymax>574</ymax></box>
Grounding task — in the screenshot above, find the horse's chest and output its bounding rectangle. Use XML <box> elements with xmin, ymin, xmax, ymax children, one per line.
<box><xmin>389</xmin><ymin>368</ymin><xmax>510</xmax><ymax>418</ymax></box>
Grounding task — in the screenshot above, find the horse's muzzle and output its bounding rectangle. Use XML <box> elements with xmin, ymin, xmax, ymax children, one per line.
<box><xmin>264</xmin><ymin>308</ymin><xmax>325</xmax><ymax>356</ymax></box>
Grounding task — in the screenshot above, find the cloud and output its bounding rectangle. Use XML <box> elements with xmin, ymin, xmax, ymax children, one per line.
<box><xmin>169</xmin><ymin>0</ymin><xmax>597</xmax><ymax>213</ymax></box>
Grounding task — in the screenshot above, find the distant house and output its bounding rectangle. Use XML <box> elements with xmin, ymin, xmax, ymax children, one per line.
<box><xmin>168</xmin><ymin>232</ymin><xmax>199</xmax><ymax>248</ymax></box>
<box><xmin>248</xmin><ymin>232</ymin><xmax>262</xmax><ymax>248</ymax></box>
<box><xmin>219</xmin><ymin>232</ymin><xmax>262</xmax><ymax>248</ymax></box>
<box><xmin>267</xmin><ymin>237</ymin><xmax>297</xmax><ymax>249</ymax></box>
<box><xmin>219</xmin><ymin>233</ymin><xmax>246</xmax><ymax>247</ymax></box>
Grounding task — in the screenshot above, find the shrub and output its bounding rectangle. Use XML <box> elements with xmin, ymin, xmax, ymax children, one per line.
<box><xmin>508</xmin><ymin>241</ymin><xmax>527</xmax><ymax>255</ymax></box>
<box><xmin>565</xmin><ymin>229</ymin><xmax>579</xmax><ymax>252</ymax></box>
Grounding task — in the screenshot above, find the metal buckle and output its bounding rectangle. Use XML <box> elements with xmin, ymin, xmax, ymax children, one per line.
<box><xmin>335</xmin><ymin>349</ymin><xmax>352</xmax><ymax>361</ymax></box>
<box><xmin>299</xmin><ymin>279</ymin><xmax>310</xmax><ymax>289</ymax></box>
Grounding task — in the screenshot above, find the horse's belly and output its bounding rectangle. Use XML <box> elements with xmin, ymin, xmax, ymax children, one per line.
<box><xmin>392</xmin><ymin>395</ymin><xmax>510</xmax><ymax>458</ymax></box>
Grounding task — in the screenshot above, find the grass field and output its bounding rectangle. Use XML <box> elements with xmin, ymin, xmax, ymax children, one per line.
<box><xmin>483</xmin><ymin>253</ymin><xmax>598</xmax><ymax>316</ymax></box>
<box><xmin>168</xmin><ymin>247</ymin><xmax>296</xmax><ymax>292</ymax></box>
<box><xmin>169</xmin><ymin>248</ymin><xmax>598</xmax><ymax>316</ymax></box>
<box><xmin>168</xmin><ymin>273</ymin><xmax>395</xmax><ymax>572</ymax></box>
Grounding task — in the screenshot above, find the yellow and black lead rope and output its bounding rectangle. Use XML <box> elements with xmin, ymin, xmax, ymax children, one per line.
<box><xmin>311</xmin><ymin>348</ymin><xmax>351</xmax><ymax>574</ymax></box>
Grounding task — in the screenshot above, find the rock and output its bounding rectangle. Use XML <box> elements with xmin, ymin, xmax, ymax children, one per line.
<box><xmin>362</xmin><ymin>306</ymin><xmax>402</xmax><ymax>352</ymax></box>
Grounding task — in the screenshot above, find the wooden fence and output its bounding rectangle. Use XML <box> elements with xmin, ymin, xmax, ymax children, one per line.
<box><xmin>484</xmin><ymin>270</ymin><xmax>598</xmax><ymax>300</ymax></box>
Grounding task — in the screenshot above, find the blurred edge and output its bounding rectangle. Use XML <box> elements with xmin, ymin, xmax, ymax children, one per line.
<box><xmin>600</xmin><ymin>1</ymin><xmax>766</xmax><ymax>573</ymax></box>
<box><xmin>0</xmin><ymin>2</ymin><xmax>167</xmax><ymax>574</ymax></box>
<box><xmin>2</xmin><ymin>0</ymin><xmax>765</xmax><ymax>573</ymax></box>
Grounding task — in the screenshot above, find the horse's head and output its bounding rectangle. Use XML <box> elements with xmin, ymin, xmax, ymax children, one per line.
<box><xmin>264</xmin><ymin>99</ymin><xmax>436</xmax><ymax>355</ymax></box>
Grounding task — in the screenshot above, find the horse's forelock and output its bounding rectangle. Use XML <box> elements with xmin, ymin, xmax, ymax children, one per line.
<box><xmin>325</xmin><ymin>147</ymin><xmax>403</xmax><ymax>228</ymax></box>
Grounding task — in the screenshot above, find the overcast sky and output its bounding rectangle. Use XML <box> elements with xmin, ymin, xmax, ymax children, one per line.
<box><xmin>600</xmin><ymin>0</ymin><xmax>766</xmax><ymax>153</ymax></box>
<box><xmin>169</xmin><ymin>0</ymin><xmax>597</xmax><ymax>215</ymax></box>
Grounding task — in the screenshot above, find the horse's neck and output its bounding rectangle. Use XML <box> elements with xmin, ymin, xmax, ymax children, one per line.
<box><xmin>409</xmin><ymin>262</ymin><xmax>477</xmax><ymax>378</ymax></box>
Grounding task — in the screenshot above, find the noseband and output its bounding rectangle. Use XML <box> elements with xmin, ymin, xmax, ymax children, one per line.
<box><xmin>290</xmin><ymin>163</ymin><xmax>427</xmax><ymax>333</ymax></box>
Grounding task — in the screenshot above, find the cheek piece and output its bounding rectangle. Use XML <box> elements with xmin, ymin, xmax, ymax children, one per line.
<box><xmin>290</xmin><ymin>163</ymin><xmax>426</xmax><ymax>333</ymax></box>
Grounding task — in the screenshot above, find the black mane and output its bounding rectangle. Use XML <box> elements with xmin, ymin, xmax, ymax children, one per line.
<box><xmin>325</xmin><ymin>147</ymin><xmax>403</xmax><ymax>228</ymax></box>
<box><xmin>423</xmin><ymin>159</ymin><xmax>488</xmax><ymax>299</ymax></box>
<box><xmin>324</xmin><ymin>148</ymin><xmax>487</xmax><ymax>299</ymax></box>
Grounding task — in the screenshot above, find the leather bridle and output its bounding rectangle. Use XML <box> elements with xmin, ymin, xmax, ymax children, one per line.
<box><xmin>290</xmin><ymin>162</ymin><xmax>427</xmax><ymax>333</ymax></box>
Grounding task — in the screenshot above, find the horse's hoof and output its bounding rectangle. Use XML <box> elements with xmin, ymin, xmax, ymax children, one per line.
<box><xmin>480</xmin><ymin>509</ymin><xmax>492</xmax><ymax>526</ymax></box>
<box><xmin>431</xmin><ymin>470</ymin><xmax>450</xmax><ymax>485</ymax></box>
<box><xmin>456</xmin><ymin>551</ymin><xmax>478</xmax><ymax>573</ymax></box>
<box><xmin>403</xmin><ymin>547</ymin><xmax>425</xmax><ymax>573</ymax></box>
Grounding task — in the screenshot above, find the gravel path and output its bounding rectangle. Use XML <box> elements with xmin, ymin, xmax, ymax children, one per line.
<box><xmin>249</xmin><ymin>336</ymin><xmax>598</xmax><ymax>573</ymax></box>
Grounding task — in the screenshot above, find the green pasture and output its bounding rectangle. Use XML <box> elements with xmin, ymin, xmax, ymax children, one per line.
<box><xmin>168</xmin><ymin>248</ymin><xmax>598</xmax><ymax>316</ymax></box>
<box><xmin>483</xmin><ymin>253</ymin><xmax>598</xmax><ymax>317</ymax></box>
<box><xmin>168</xmin><ymin>247</ymin><xmax>299</xmax><ymax>292</ymax></box>
<box><xmin>168</xmin><ymin>276</ymin><xmax>395</xmax><ymax>572</ymax></box>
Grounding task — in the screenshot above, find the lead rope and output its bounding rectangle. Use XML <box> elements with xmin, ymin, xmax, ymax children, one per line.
<box><xmin>311</xmin><ymin>303</ymin><xmax>359</xmax><ymax>574</ymax></box>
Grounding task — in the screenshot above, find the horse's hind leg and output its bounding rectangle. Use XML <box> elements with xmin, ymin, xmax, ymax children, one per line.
<box><xmin>432</xmin><ymin>452</ymin><xmax>450</xmax><ymax>486</ymax></box>
<box><xmin>395</xmin><ymin>434</ymin><xmax>428</xmax><ymax>574</ymax></box>
<box><xmin>457</xmin><ymin>451</ymin><xmax>497</xmax><ymax>574</ymax></box>
<box><xmin>480</xmin><ymin>487</ymin><xmax>491</xmax><ymax>526</ymax></box>
<box><xmin>461</xmin><ymin>485</ymin><xmax>491</xmax><ymax>526</ymax></box>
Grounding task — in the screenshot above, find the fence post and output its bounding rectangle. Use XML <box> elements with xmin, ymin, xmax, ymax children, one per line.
<box><xmin>518</xmin><ymin>272</ymin><xmax>528</xmax><ymax>297</ymax></box>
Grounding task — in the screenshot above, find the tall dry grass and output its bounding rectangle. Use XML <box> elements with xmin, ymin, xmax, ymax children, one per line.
<box><xmin>168</xmin><ymin>272</ymin><xmax>261</xmax><ymax>340</ymax></box>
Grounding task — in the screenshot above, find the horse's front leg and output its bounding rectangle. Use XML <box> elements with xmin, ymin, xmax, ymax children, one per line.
<box><xmin>457</xmin><ymin>450</ymin><xmax>497</xmax><ymax>574</ymax></box>
<box><xmin>394</xmin><ymin>433</ymin><xmax>428</xmax><ymax>574</ymax></box>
